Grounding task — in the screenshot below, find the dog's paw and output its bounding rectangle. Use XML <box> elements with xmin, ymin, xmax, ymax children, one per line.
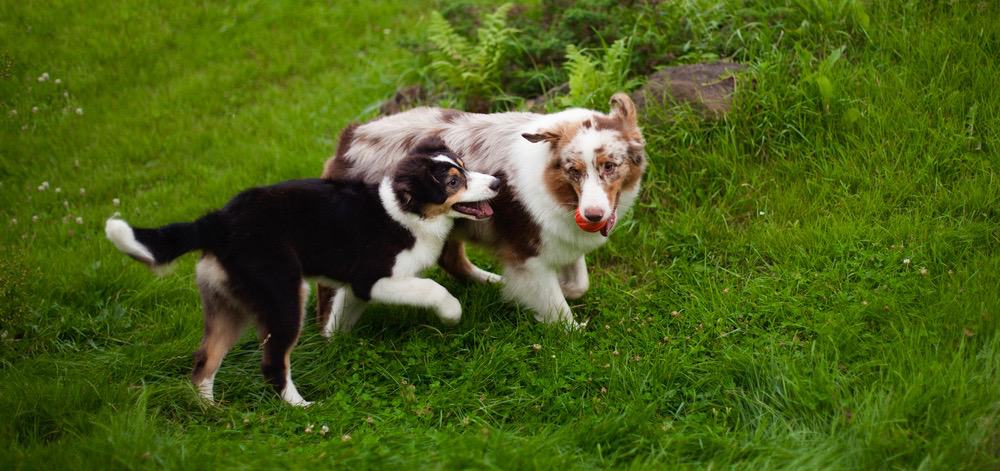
<box><xmin>437</xmin><ymin>296</ymin><xmax>462</xmax><ymax>326</ymax></box>
<box><xmin>559</xmin><ymin>281</ymin><xmax>588</xmax><ymax>300</ymax></box>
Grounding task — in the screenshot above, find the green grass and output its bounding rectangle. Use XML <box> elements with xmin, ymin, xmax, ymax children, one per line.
<box><xmin>2</xmin><ymin>0</ymin><xmax>999</xmax><ymax>468</ymax></box>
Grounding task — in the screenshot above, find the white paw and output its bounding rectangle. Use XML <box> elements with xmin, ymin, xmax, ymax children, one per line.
<box><xmin>560</xmin><ymin>281</ymin><xmax>588</xmax><ymax>300</ymax></box>
<box><xmin>437</xmin><ymin>296</ymin><xmax>462</xmax><ymax>325</ymax></box>
<box><xmin>281</xmin><ymin>382</ymin><xmax>312</xmax><ymax>407</ymax></box>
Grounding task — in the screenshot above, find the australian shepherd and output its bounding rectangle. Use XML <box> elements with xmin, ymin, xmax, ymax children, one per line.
<box><xmin>318</xmin><ymin>93</ymin><xmax>646</xmax><ymax>330</ymax></box>
<box><xmin>105</xmin><ymin>139</ymin><xmax>498</xmax><ymax>406</ymax></box>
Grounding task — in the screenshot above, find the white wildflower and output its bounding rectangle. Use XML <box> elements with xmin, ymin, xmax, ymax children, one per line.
<box><xmin>32</xmin><ymin>106</ymin><xmax>39</xmax><ymax>113</ymax></box>
<box><xmin>902</xmin><ymin>258</ymin><xmax>911</xmax><ymax>266</ymax></box>
<box><xmin>54</xmin><ymin>78</ymin><xmax>62</xmax><ymax>84</ymax></box>
<box><xmin>341</xmin><ymin>434</ymin><xmax>352</xmax><ymax>442</ymax></box>
<box><xmin>112</xmin><ymin>198</ymin><xmax>120</xmax><ymax>207</ymax></box>
<box><xmin>79</xmin><ymin>187</ymin><xmax>86</xmax><ymax>195</ymax></box>
<box><xmin>38</xmin><ymin>72</ymin><xmax>49</xmax><ymax>82</ymax></box>
<box><xmin>75</xmin><ymin>216</ymin><xmax>83</xmax><ymax>224</ymax></box>
<box><xmin>10</xmin><ymin>218</ymin><xmax>17</xmax><ymax>225</ymax></box>
<box><xmin>75</xmin><ymin>107</ymin><xmax>84</xmax><ymax>115</ymax></box>
<box><xmin>32</xmin><ymin>215</ymin><xmax>39</xmax><ymax>222</ymax></box>
<box><xmin>54</xmin><ymin>187</ymin><xmax>61</xmax><ymax>193</ymax></box>
<box><xmin>8</xmin><ymin>109</ymin><xmax>16</xmax><ymax>116</ymax></box>
<box><xmin>320</xmin><ymin>425</ymin><xmax>329</xmax><ymax>436</ymax></box>
<box><xmin>919</xmin><ymin>267</ymin><xmax>928</xmax><ymax>276</ymax></box>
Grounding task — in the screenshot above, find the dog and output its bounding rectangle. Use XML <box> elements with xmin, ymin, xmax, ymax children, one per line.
<box><xmin>318</xmin><ymin>93</ymin><xmax>646</xmax><ymax>330</ymax></box>
<box><xmin>104</xmin><ymin>138</ymin><xmax>499</xmax><ymax>406</ymax></box>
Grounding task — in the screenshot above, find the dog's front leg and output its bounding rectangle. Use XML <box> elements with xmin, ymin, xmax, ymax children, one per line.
<box><xmin>503</xmin><ymin>260</ymin><xmax>581</xmax><ymax>329</ymax></box>
<box><xmin>368</xmin><ymin>277</ymin><xmax>462</xmax><ymax>325</ymax></box>
<box><xmin>558</xmin><ymin>256</ymin><xmax>589</xmax><ymax>300</ymax></box>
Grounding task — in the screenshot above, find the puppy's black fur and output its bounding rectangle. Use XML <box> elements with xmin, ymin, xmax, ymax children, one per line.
<box><xmin>105</xmin><ymin>139</ymin><xmax>489</xmax><ymax>404</ymax></box>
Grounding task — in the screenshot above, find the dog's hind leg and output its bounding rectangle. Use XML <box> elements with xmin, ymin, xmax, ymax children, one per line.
<box><xmin>558</xmin><ymin>256</ymin><xmax>589</xmax><ymax>300</ymax></box>
<box><xmin>438</xmin><ymin>239</ymin><xmax>502</xmax><ymax>284</ymax></box>
<box><xmin>192</xmin><ymin>257</ymin><xmax>249</xmax><ymax>403</ymax></box>
<box><xmin>230</xmin><ymin>256</ymin><xmax>312</xmax><ymax>407</ymax></box>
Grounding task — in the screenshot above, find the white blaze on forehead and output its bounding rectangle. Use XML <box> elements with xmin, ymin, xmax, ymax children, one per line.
<box><xmin>568</xmin><ymin>128</ymin><xmax>621</xmax><ymax>162</ymax></box>
<box><xmin>579</xmin><ymin>173</ymin><xmax>611</xmax><ymax>217</ymax></box>
<box><xmin>432</xmin><ymin>154</ymin><xmax>460</xmax><ymax>167</ymax></box>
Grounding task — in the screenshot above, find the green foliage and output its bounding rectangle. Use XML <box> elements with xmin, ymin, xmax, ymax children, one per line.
<box><xmin>560</xmin><ymin>37</ymin><xmax>639</xmax><ymax>108</ymax></box>
<box><xmin>791</xmin><ymin>0</ymin><xmax>871</xmax><ymax>42</ymax></box>
<box><xmin>425</xmin><ymin>3</ymin><xmax>518</xmax><ymax>111</ymax></box>
<box><xmin>795</xmin><ymin>44</ymin><xmax>862</xmax><ymax>125</ymax></box>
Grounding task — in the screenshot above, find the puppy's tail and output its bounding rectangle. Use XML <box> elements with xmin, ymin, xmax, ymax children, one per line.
<box><xmin>105</xmin><ymin>213</ymin><xmax>224</xmax><ymax>269</ymax></box>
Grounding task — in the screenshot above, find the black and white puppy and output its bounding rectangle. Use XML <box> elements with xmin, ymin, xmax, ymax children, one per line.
<box><xmin>104</xmin><ymin>138</ymin><xmax>499</xmax><ymax>406</ymax></box>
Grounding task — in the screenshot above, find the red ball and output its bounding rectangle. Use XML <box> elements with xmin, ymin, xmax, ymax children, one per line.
<box><xmin>575</xmin><ymin>209</ymin><xmax>607</xmax><ymax>233</ymax></box>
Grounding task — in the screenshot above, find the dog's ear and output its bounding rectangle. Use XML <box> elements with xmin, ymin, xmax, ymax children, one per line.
<box><xmin>392</xmin><ymin>156</ymin><xmax>448</xmax><ymax>214</ymax></box>
<box><xmin>521</xmin><ymin>131</ymin><xmax>561</xmax><ymax>144</ymax></box>
<box><xmin>609</xmin><ymin>93</ymin><xmax>645</xmax><ymax>164</ymax></box>
<box><xmin>391</xmin><ymin>177</ymin><xmax>418</xmax><ymax>213</ymax></box>
<box><xmin>410</xmin><ymin>136</ymin><xmax>451</xmax><ymax>157</ymax></box>
<box><xmin>609</xmin><ymin>92</ymin><xmax>638</xmax><ymax>129</ymax></box>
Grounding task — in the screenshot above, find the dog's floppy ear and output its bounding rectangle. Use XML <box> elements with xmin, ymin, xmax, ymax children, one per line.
<box><xmin>521</xmin><ymin>131</ymin><xmax>561</xmax><ymax>144</ymax></box>
<box><xmin>609</xmin><ymin>92</ymin><xmax>638</xmax><ymax>128</ymax></box>
<box><xmin>608</xmin><ymin>92</ymin><xmax>645</xmax><ymax>165</ymax></box>
<box><xmin>392</xmin><ymin>156</ymin><xmax>448</xmax><ymax>214</ymax></box>
<box><xmin>410</xmin><ymin>136</ymin><xmax>451</xmax><ymax>157</ymax></box>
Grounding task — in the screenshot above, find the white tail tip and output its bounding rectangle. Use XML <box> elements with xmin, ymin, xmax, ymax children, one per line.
<box><xmin>105</xmin><ymin>218</ymin><xmax>155</xmax><ymax>265</ymax></box>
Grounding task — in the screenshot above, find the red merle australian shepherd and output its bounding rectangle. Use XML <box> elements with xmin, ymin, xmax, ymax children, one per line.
<box><xmin>105</xmin><ymin>139</ymin><xmax>498</xmax><ymax>406</ymax></box>
<box><xmin>318</xmin><ymin>93</ymin><xmax>646</xmax><ymax>330</ymax></box>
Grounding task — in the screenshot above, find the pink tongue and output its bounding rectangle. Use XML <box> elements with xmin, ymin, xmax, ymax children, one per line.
<box><xmin>600</xmin><ymin>211</ymin><xmax>617</xmax><ymax>237</ymax></box>
<box><xmin>478</xmin><ymin>201</ymin><xmax>494</xmax><ymax>219</ymax></box>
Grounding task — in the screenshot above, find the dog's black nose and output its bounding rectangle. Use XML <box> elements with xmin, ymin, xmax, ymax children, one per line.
<box><xmin>583</xmin><ymin>207</ymin><xmax>604</xmax><ymax>222</ymax></box>
<box><xmin>489</xmin><ymin>178</ymin><xmax>500</xmax><ymax>192</ymax></box>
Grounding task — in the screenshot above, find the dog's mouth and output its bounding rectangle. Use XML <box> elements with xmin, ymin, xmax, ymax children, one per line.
<box><xmin>452</xmin><ymin>200</ymin><xmax>494</xmax><ymax>219</ymax></box>
<box><xmin>600</xmin><ymin>210</ymin><xmax>617</xmax><ymax>237</ymax></box>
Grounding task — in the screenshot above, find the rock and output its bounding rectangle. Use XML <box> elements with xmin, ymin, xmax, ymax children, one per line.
<box><xmin>631</xmin><ymin>62</ymin><xmax>744</xmax><ymax>119</ymax></box>
<box><xmin>378</xmin><ymin>85</ymin><xmax>426</xmax><ymax>116</ymax></box>
<box><xmin>523</xmin><ymin>83</ymin><xmax>569</xmax><ymax>112</ymax></box>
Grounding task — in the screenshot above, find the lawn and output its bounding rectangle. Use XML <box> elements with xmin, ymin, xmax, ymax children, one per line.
<box><xmin>2</xmin><ymin>0</ymin><xmax>998</xmax><ymax>469</ymax></box>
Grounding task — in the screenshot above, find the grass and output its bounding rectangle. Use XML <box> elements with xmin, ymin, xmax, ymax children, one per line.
<box><xmin>2</xmin><ymin>0</ymin><xmax>999</xmax><ymax>468</ymax></box>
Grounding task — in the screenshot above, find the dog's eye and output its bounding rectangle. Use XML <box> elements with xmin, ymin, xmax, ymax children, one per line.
<box><xmin>565</xmin><ymin>167</ymin><xmax>581</xmax><ymax>179</ymax></box>
<box><xmin>602</xmin><ymin>162</ymin><xmax>617</xmax><ymax>173</ymax></box>
<box><xmin>448</xmin><ymin>177</ymin><xmax>460</xmax><ymax>188</ymax></box>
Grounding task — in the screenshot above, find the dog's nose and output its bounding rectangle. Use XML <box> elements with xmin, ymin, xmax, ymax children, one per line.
<box><xmin>582</xmin><ymin>207</ymin><xmax>604</xmax><ymax>222</ymax></box>
<box><xmin>489</xmin><ymin>177</ymin><xmax>500</xmax><ymax>192</ymax></box>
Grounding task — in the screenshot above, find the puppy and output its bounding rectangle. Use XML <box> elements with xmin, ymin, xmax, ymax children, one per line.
<box><xmin>318</xmin><ymin>94</ymin><xmax>646</xmax><ymax>330</ymax></box>
<box><xmin>105</xmin><ymin>138</ymin><xmax>498</xmax><ymax>406</ymax></box>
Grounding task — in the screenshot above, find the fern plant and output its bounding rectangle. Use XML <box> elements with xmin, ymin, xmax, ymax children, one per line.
<box><xmin>559</xmin><ymin>37</ymin><xmax>638</xmax><ymax>109</ymax></box>
<box><xmin>426</xmin><ymin>3</ymin><xmax>517</xmax><ymax>111</ymax></box>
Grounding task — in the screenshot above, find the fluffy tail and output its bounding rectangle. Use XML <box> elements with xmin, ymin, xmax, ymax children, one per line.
<box><xmin>104</xmin><ymin>213</ymin><xmax>223</xmax><ymax>267</ymax></box>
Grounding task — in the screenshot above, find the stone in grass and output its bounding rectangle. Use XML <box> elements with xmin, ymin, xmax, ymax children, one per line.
<box><xmin>630</xmin><ymin>62</ymin><xmax>745</xmax><ymax>120</ymax></box>
<box><xmin>378</xmin><ymin>85</ymin><xmax>426</xmax><ymax>116</ymax></box>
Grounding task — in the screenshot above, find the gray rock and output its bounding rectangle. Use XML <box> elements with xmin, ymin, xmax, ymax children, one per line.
<box><xmin>631</xmin><ymin>62</ymin><xmax>744</xmax><ymax>119</ymax></box>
